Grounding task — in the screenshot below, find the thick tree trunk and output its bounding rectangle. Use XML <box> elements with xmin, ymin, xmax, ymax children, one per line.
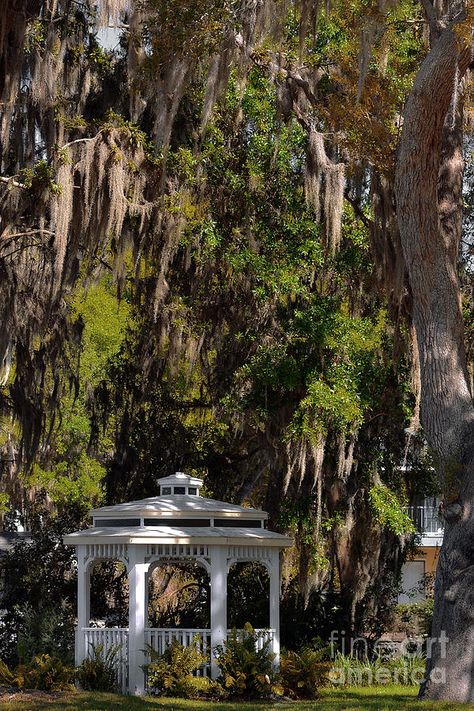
<box><xmin>395</xmin><ymin>22</ymin><xmax>474</xmax><ymax>701</ymax></box>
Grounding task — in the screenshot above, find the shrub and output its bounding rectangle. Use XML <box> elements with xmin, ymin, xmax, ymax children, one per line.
<box><xmin>0</xmin><ymin>654</ymin><xmax>75</xmax><ymax>691</ymax></box>
<box><xmin>280</xmin><ymin>646</ymin><xmax>331</xmax><ymax>699</ymax></box>
<box><xmin>0</xmin><ymin>511</ymin><xmax>80</xmax><ymax>667</ymax></box>
<box><xmin>145</xmin><ymin>638</ymin><xmax>214</xmax><ymax>698</ymax></box>
<box><xmin>388</xmin><ymin>654</ymin><xmax>426</xmax><ymax>685</ymax></box>
<box><xmin>214</xmin><ymin>623</ymin><xmax>275</xmax><ymax>699</ymax></box>
<box><xmin>395</xmin><ymin>599</ymin><xmax>434</xmax><ymax>637</ymax></box>
<box><xmin>0</xmin><ymin>659</ymin><xmax>16</xmax><ymax>686</ymax></box>
<box><xmin>329</xmin><ymin>651</ymin><xmax>425</xmax><ymax>687</ymax></box>
<box><xmin>15</xmin><ymin>604</ymin><xmax>75</xmax><ymax>665</ymax></box>
<box><xmin>329</xmin><ymin>652</ymin><xmax>383</xmax><ymax>687</ymax></box>
<box><xmin>76</xmin><ymin>643</ymin><xmax>120</xmax><ymax>692</ymax></box>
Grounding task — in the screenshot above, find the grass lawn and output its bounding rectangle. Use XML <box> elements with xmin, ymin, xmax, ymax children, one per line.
<box><xmin>2</xmin><ymin>687</ymin><xmax>474</xmax><ymax>711</ymax></box>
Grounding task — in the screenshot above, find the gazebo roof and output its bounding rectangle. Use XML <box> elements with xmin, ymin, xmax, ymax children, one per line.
<box><xmin>89</xmin><ymin>495</ymin><xmax>266</xmax><ymax>519</ymax></box>
<box><xmin>64</xmin><ymin>472</ymin><xmax>292</xmax><ymax>549</ymax></box>
<box><xmin>64</xmin><ymin>525</ymin><xmax>292</xmax><ymax>547</ymax></box>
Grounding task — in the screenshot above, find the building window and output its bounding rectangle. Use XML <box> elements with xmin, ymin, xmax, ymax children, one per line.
<box><xmin>173</xmin><ymin>486</ymin><xmax>186</xmax><ymax>494</ymax></box>
<box><xmin>161</xmin><ymin>486</ymin><xmax>172</xmax><ymax>495</ymax></box>
<box><xmin>188</xmin><ymin>487</ymin><xmax>197</xmax><ymax>495</ymax></box>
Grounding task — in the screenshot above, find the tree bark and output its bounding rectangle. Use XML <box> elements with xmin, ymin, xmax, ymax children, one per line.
<box><xmin>395</xmin><ymin>21</ymin><xmax>474</xmax><ymax>701</ymax></box>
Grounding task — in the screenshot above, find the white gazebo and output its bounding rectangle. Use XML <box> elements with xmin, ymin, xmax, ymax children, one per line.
<box><xmin>64</xmin><ymin>472</ymin><xmax>292</xmax><ymax>694</ymax></box>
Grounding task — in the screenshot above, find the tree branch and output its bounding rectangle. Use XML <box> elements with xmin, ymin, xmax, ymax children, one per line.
<box><xmin>60</xmin><ymin>136</ymin><xmax>97</xmax><ymax>150</ymax></box>
<box><xmin>0</xmin><ymin>175</ymin><xmax>25</xmax><ymax>190</ymax></box>
<box><xmin>419</xmin><ymin>0</ymin><xmax>437</xmax><ymax>25</ymax></box>
<box><xmin>1</xmin><ymin>229</ymin><xmax>55</xmax><ymax>241</ymax></box>
<box><xmin>344</xmin><ymin>191</ymin><xmax>374</xmax><ymax>230</ymax></box>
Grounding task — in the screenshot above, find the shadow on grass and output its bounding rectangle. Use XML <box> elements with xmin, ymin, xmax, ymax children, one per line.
<box><xmin>320</xmin><ymin>689</ymin><xmax>417</xmax><ymax>710</ymax></box>
<box><xmin>0</xmin><ymin>692</ymin><xmax>285</xmax><ymax>711</ymax></box>
<box><xmin>318</xmin><ymin>687</ymin><xmax>474</xmax><ymax>710</ymax></box>
<box><xmin>3</xmin><ymin>687</ymin><xmax>474</xmax><ymax>711</ymax></box>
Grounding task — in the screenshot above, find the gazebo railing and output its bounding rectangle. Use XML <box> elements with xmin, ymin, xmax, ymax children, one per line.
<box><xmin>81</xmin><ymin>627</ymin><xmax>129</xmax><ymax>693</ymax></box>
<box><xmin>78</xmin><ymin>626</ymin><xmax>275</xmax><ymax>691</ymax></box>
<box><xmin>227</xmin><ymin>627</ymin><xmax>274</xmax><ymax>652</ymax></box>
<box><xmin>144</xmin><ymin>627</ymin><xmax>212</xmax><ymax>677</ymax></box>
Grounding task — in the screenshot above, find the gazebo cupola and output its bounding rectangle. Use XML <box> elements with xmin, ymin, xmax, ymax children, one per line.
<box><xmin>156</xmin><ymin>471</ymin><xmax>203</xmax><ymax>496</ymax></box>
<box><xmin>65</xmin><ymin>472</ymin><xmax>292</xmax><ymax>695</ymax></box>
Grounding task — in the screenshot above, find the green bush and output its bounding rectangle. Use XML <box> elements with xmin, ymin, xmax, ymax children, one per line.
<box><xmin>214</xmin><ymin>623</ymin><xmax>275</xmax><ymax>699</ymax></box>
<box><xmin>0</xmin><ymin>654</ymin><xmax>75</xmax><ymax>691</ymax></box>
<box><xmin>388</xmin><ymin>654</ymin><xmax>426</xmax><ymax>685</ymax></box>
<box><xmin>13</xmin><ymin>603</ymin><xmax>75</xmax><ymax>666</ymax></box>
<box><xmin>0</xmin><ymin>659</ymin><xmax>16</xmax><ymax>686</ymax></box>
<box><xmin>395</xmin><ymin>599</ymin><xmax>434</xmax><ymax>636</ymax></box>
<box><xmin>279</xmin><ymin>646</ymin><xmax>331</xmax><ymax>699</ymax></box>
<box><xmin>329</xmin><ymin>651</ymin><xmax>425</xmax><ymax>687</ymax></box>
<box><xmin>76</xmin><ymin>643</ymin><xmax>120</xmax><ymax>692</ymax></box>
<box><xmin>145</xmin><ymin>638</ymin><xmax>215</xmax><ymax>698</ymax></box>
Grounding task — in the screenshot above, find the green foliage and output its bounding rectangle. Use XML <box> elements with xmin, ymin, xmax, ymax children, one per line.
<box><xmin>279</xmin><ymin>646</ymin><xmax>331</xmax><ymax>699</ymax></box>
<box><xmin>29</xmin><ymin>454</ymin><xmax>105</xmax><ymax>509</ymax></box>
<box><xmin>71</xmin><ymin>278</ymin><xmax>131</xmax><ymax>387</ymax></box>
<box><xmin>24</xmin><ymin>19</ymin><xmax>46</xmax><ymax>54</ymax></box>
<box><xmin>214</xmin><ymin>624</ymin><xmax>275</xmax><ymax>699</ymax></box>
<box><xmin>0</xmin><ymin>654</ymin><xmax>75</xmax><ymax>691</ymax></box>
<box><xmin>329</xmin><ymin>652</ymin><xmax>425</xmax><ymax>687</ymax></box>
<box><xmin>23</xmin><ymin>277</ymin><xmax>131</xmax><ymax>511</ymax></box>
<box><xmin>55</xmin><ymin>112</ymin><xmax>88</xmax><ymax>132</ymax></box>
<box><xmin>0</xmin><ymin>659</ymin><xmax>16</xmax><ymax>686</ymax></box>
<box><xmin>88</xmin><ymin>46</ymin><xmax>112</xmax><ymax>75</ymax></box>
<box><xmin>395</xmin><ymin>599</ymin><xmax>434</xmax><ymax>637</ymax></box>
<box><xmin>0</xmin><ymin>491</ymin><xmax>10</xmax><ymax>514</ymax></box>
<box><xmin>76</xmin><ymin>643</ymin><xmax>120</xmax><ymax>692</ymax></box>
<box><xmin>19</xmin><ymin>160</ymin><xmax>61</xmax><ymax>195</ymax></box>
<box><xmin>278</xmin><ymin>495</ymin><xmax>330</xmax><ymax>570</ymax></box>
<box><xmin>369</xmin><ymin>484</ymin><xmax>415</xmax><ymax>536</ymax></box>
<box><xmin>15</xmin><ymin>604</ymin><xmax>75</xmax><ymax>665</ymax></box>
<box><xmin>145</xmin><ymin>638</ymin><xmax>213</xmax><ymax>698</ymax></box>
<box><xmin>0</xmin><ymin>512</ymin><xmax>78</xmax><ymax>666</ymax></box>
<box><xmin>292</xmin><ymin>372</ymin><xmax>363</xmax><ymax>437</ymax></box>
<box><xmin>144</xmin><ymin>0</ymin><xmax>234</xmax><ymax>67</ymax></box>
<box><xmin>100</xmin><ymin>110</ymin><xmax>160</xmax><ymax>160</ymax></box>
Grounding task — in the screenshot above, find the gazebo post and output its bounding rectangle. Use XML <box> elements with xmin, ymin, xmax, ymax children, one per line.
<box><xmin>144</xmin><ymin>569</ymin><xmax>149</xmax><ymax>629</ymax></box>
<box><xmin>76</xmin><ymin>545</ymin><xmax>90</xmax><ymax>666</ymax></box>
<box><xmin>128</xmin><ymin>546</ymin><xmax>148</xmax><ymax>695</ymax></box>
<box><xmin>269</xmin><ymin>549</ymin><xmax>281</xmax><ymax>668</ymax></box>
<box><xmin>210</xmin><ymin>546</ymin><xmax>227</xmax><ymax>680</ymax></box>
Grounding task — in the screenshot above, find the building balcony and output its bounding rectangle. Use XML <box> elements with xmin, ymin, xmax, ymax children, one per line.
<box><xmin>398</xmin><ymin>505</ymin><xmax>443</xmax><ymax>604</ymax></box>
<box><xmin>404</xmin><ymin>503</ymin><xmax>444</xmax><ymax>551</ymax></box>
